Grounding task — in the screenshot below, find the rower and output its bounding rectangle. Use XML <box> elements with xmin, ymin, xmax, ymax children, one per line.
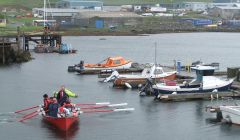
<box><xmin>54</xmin><ymin>85</ymin><xmax>78</xmax><ymax>106</ymax></box>
<box><xmin>48</xmin><ymin>98</ymin><xmax>59</xmax><ymax>118</ymax></box>
<box><xmin>42</xmin><ymin>94</ymin><xmax>50</xmax><ymax>112</ymax></box>
<box><xmin>56</xmin><ymin>86</ymin><xmax>69</xmax><ymax>106</ymax></box>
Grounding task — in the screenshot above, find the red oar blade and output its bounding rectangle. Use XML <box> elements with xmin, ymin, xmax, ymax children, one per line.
<box><xmin>15</xmin><ymin>105</ymin><xmax>40</xmax><ymax>113</ymax></box>
<box><xmin>22</xmin><ymin>110</ymin><xmax>39</xmax><ymax>119</ymax></box>
<box><xmin>19</xmin><ymin>113</ymin><xmax>39</xmax><ymax>122</ymax></box>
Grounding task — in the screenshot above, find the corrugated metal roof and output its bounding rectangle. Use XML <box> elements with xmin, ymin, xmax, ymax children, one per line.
<box><xmin>77</xmin><ymin>11</ymin><xmax>140</xmax><ymax>18</ymax></box>
<box><xmin>33</xmin><ymin>8</ymin><xmax>80</xmax><ymax>13</ymax></box>
<box><xmin>216</xmin><ymin>6</ymin><xmax>240</xmax><ymax>9</ymax></box>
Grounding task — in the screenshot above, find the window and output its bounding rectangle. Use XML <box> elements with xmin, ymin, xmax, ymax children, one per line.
<box><xmin>154</xmin><ymin>69</ymin><xmax>163</xmax><ymax>75</ymax></box>
<box><xmin>114</xmin><ymin>60</ymin><xmax>121</xmax><ymax>65</ymax></box>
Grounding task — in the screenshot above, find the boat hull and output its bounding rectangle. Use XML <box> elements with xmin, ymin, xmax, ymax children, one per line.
<box><xmin>153</xmin><ymin>80</ymin><xmax>233</xmax><ymax>96</ymax></box>
<box><xmin>43</xmin><ymin>116</ymin><xmax>79</xmax><ymax>131</ymax></box>
<box><xmin>84</xmin><ymin>61</ymin><xmax>132</xmax><ymax>70</ymax></box>
<box><xmin>220</xmin><ymin>106</ymin><xmax>240</xmax><ymax>125</ymax></box>
<box><xmin>113</xmin><ymin>73</ymin><xmax>177</xmax><ymax>88</ymax></box>
<box><xmin>76</xmin><ymin>62</ymin><xmax>133</xmax><ymax>73</ymax></box>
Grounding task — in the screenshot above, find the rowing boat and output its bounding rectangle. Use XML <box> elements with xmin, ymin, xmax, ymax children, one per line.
<box><xmin>43</xmin><ymin>116</ymin><xmax>79</xmax><ymax>131</ymax></box>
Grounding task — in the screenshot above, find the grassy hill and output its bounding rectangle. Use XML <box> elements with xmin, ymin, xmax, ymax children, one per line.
<box><xmin>0</xmin><ymin>0</ymin><xmax>58</xmax><ymax>9</ymax></box>
<box><xmin>0</xmin><ymin>0</ymin><xmax>213</xmax><ymax>9</ymax></box>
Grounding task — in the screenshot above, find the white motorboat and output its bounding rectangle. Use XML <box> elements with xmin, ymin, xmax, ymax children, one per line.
<box><xmin>104</xmin><ymin>64</ymin><xmax>177</xmax><ymax>88</ymax></box>
<box><xmin>152</xmin><ymin>65</ymin><xmax>234</xmax><ymax>95</ymax></box>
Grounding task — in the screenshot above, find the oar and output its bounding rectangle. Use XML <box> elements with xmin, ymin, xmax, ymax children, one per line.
<box><xmin>76</xmin><ymin>102</ymin><xmax>110</xmax><ymax>106</ymax></box>
<box><xmin>18</xmin><ymin>113</ymin><xmax>39</xmax><ymax>122</ymax></box>
<box><xmin>80</xmin><ymin>103</ymin><xmax>128</xmax><ymax>109</ymax></box>
<box><xmin>15</xmin><ymin>105</ymin><xmax>40</xmax><ymax>113</ymax></box>
<box><xmin>21</xmin><ymin>110</ymin><xmax>40</xmax><ymax>119</ymax></box>
<box><xmin>79</xmin><ymin>108</ymin><xmax>135</xmax><ymax>113</ymax></box>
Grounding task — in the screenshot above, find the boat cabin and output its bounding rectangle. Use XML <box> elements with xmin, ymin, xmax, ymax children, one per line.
<box><xmin>190</xmin><ymin>65</ymin><xmax>215</xmax><ymax>84</ymax></box>
<box><xmin>85</xmin><ymin>56</ymin><xmax>131</xmax><ymax>68</ymax></box>
<box><xmin>141</xmin><ymin>64</ymin><xmax>164</xmax><ymax>77</ymax></box>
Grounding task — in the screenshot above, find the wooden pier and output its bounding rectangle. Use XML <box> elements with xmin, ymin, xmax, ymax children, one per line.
<box><xmin>157</xmin><ymin>90</ymin><xmax>240</xmax><ymax>101</ymax></box>
<box><xmin>0</xmin><ymin>30</ymin><xmax>62</xmax><ymax>64</ymax></box>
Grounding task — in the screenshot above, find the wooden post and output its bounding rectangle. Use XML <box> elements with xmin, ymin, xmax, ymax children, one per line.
<box><xmin>2</xmin><ymin>37</ymin><xmax>5</xmax><ymax>64</ymax></box>
<box><xmin>17</xmin><ymin>26</ymin><xmax>20</xmax><ymax>51</ymax></box>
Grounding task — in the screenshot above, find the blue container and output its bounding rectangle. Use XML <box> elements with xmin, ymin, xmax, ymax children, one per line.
<box><xmin>177</xmin><ymin>61</ymin><xmax>181</xmax><ymax>73</ymax></box>
<box><xmin>192</xmin><ymin>19</ymin><xmax>212</xmax><ymax>26</ymax></box>
<box><xmin>95</xmin><ymin>19</ymin><xmax>104</xmax><ymax>28</ymax></box>
<box><xmin>60</xmin><ymin>43</ymin><xmax>70</xmax><ymax>54</ymax></box>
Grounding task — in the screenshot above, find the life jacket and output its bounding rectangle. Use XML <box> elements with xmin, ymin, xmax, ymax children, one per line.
<box><xmin>63</xmin><ymin>103</ymin><xmax>72</xmax><ymax>108</ymax></box>
<box><xmin>59</xmin><ymin>106</ymin><xmax>65</xmax><ymax>113</ymax></box>
<box><xmin>43</xmin><ymin>98</ymin><xmax>50</xmax><ymax>111</ymax></box>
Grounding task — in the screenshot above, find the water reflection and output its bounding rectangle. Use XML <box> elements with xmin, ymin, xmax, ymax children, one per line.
<box><xmin>41</xmin><ymin>119</ymin><xmax>79</xmax><ymax>140</ymax></box>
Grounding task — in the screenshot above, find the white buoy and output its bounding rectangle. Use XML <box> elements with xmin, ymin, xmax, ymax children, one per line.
<box><xmin>172</xmin><ymin>92</ymin><xmax>177</xmax><ymax>95</ymax></box>
<box><xmin>125</xmin><ymin>82</ymin><xmax>132</xmax><ymax>89</ymax></box>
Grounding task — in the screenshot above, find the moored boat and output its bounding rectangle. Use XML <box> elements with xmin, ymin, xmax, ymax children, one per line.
<box><xmin>43</xmin><ymin>115</ymin><xmax>79</xmax><ymax>131</ymax></box>
<box><xmin>108</xmin><ymin>64</ymin><xmax>177</xmax><ymax>88</ymax></box>
<box><xmin>75</xmin><ymin>56</ymin><xmax>133</xmax><ymax>72</ymax></box>
<box><xmin>152</xmin><ymin>65</ymin><xmax>234</xmax><ymax>96</ymax></box>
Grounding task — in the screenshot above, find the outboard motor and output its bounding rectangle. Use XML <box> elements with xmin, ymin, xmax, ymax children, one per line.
<box><xmin>139</xmin><ymin>78</ymin><xmax>155</xmax><ymax>96</ymax></box>
<box><xmin>79</xmin><ymin>60</ymin><xmax>84</xmax><ymax>70</ymax></box>
<box><xmin>103</xmin><ymin>70</ymin><xmax>120</xmax><ymax>82</ymax></box>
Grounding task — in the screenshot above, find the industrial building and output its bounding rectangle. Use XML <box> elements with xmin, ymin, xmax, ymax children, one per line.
<box><xmin>73</xmin><ymin>11</ymin><xmax>141</xmax><ymax>28</ymax></box>
<box><xmin>32</xmin><ymin>8</ymin><xmax>80</xmax><ymax>18</ymax></box>
<box><xmin>56</xmin><ymin>0</ymin><xmax>103</xmax><ymax>10</ymax></box>
<box><xmin>208</xmin><ymin>6</ymin><xmax>240</xmax><ymax>19</ymax></box>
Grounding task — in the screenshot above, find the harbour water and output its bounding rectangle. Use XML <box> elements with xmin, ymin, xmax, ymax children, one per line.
<box><xmin>0</xmin><ymin>33</ymin><xmax>240</xmax><ymax>140</ymax></box>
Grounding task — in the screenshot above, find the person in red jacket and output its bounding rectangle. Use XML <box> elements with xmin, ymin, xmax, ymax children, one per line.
<box><xmin>43</xmin><ymin>94</ymin><xmax>51</xmax><ymax>112</ymax></box>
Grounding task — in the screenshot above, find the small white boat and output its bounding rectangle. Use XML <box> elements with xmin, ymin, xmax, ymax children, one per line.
<box><xmin>152</xmin><ymin>65</ymin><xmax>234</xmax><ymax>95</ymax></box>
<box><xmin>104</xmin><ymin>64</ymin><xmax>177</xmax><ymax>88</ymax></box>
<box><xmin>220</xmin><ymin>105</ymin><xmax>240</xmax><ymax>124</ymax></box>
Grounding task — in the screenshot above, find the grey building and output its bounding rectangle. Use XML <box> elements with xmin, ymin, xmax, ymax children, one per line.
<box><xmin>32</xmin><ymin>8</ymin><xmax>81</xmax><ymax>17</ymax></box>
<box><xmin>56</xmin><ymin>0</ymin><xmax>103</xmax><ymax>10</ymax></box>
<box><xmin>208</xmin><ymin>6</ymin><xmax>240</xmax><ymax>19</ymax></box>
<box><xmin>180</xmin><ymin>2</ymin><xmax>208</xmax><ymax>11</ymax></box>
<box><xmin>213</xmin><ymin>0</ymin><xmax>240</xmax><ymax>2</ymax></box>
<box><xmin>73</xmin><ymin>11</ymin><xmax>141</xmax><ymax>28</ymax></box>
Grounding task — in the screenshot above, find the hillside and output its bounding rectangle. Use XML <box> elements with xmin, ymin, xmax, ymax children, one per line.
<box><xmin>0</xmin><ymin>0</ymin><xmax>213</xmax><ymax>9</ymax></box>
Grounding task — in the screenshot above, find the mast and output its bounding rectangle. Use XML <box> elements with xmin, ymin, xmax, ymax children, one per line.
<box><xmin>44</xmin><ymin>0</ymin><xmax>46</xmax><ymax>26</ymax></box>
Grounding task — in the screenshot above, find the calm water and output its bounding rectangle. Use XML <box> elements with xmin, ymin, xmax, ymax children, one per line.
<box><xmin>1</xmin><ymin>33</ymin><xmax>240</xmax><ymax>140</ymax></box>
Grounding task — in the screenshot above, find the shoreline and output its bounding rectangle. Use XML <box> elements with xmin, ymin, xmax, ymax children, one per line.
<box><xmin>54</xmin><ymin>28</ymin><xmax>240</xmax><ymax>36</ymax></box>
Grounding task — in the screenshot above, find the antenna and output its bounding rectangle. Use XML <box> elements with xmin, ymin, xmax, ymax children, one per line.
<box><xmin>154</xmin><ymin>42</ymin><xmax>157</xmax><ymax>65</ymax></box>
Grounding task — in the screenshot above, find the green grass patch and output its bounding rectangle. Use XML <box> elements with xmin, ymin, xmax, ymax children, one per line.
<box><xmin>102</xmin><ymin>0</ymin><xmax>213</xmax><ymax>5</ymax></box>
<box><xmin>0</xmin><ymin>0</ymin><xmax>214</xmax><ymax>9</ymax></box>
